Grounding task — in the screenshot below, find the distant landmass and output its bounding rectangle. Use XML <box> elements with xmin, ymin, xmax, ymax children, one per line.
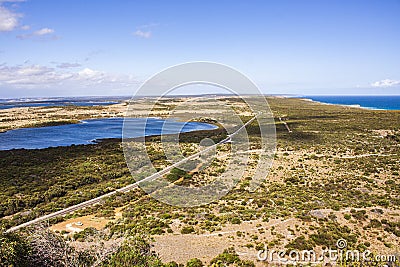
<box><xmin>0</xmin><ymin>96</ymin><xmax>130</xmax><ymax>109</ymax></box>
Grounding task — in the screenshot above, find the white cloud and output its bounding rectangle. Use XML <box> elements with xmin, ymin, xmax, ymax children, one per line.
<box><xmin>0</xmin><ymin>63</ymin><xmax>139</xmax><ymax>89</ymax></box>
<box><xmin>16</xmin><ymin>64</ymin><xmax>53</xmax><ymax>76</ymax></box>
<box><xmin>78</xmin><ymin>68</ymin><xmax>105</xmax><ymax>82</ymax></box>
<box><xmin>0</xmin><ymin>4</ymin><xmax>21</xmax><ymax>31</ymax></box>
<box><xmin>34</xmin><ymin>27</ymin><xmax>54</xmax><ymax>35</ymax></box>
<box><xmin>17</xmin><ymin>27</ymin><xmax>58</xmax><ymax>40</ymax></box>
<box><xmin>371</xmin><ymin>79</ymin><xmax>400</xmax><ymax>88</ymax></box>
<box><xmin>133</xmin><ymin>23</ymin><xmax>158</xmax><ymax>39</ymax></box>
<box><xmin>0</xmin><ymin>1</ymin><xmax>54</xmax><ymax>39</ymax></box>
<box><xmin>134</xmin><ymin>29</ymin><xmax>151</xmax><ymax>39</ymax></box>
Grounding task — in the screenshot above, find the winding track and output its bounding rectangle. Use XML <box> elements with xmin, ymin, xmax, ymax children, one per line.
<box><xmin>6</xmin><ymin>114</ymin><xmax>259</xmax><ymax>233</ymax></box>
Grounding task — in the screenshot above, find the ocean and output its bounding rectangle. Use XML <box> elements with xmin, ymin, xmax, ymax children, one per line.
<box><xmin>300</xmin><ymin>95</ymin><xmax>400</xmax><ymax>110</ymax></box>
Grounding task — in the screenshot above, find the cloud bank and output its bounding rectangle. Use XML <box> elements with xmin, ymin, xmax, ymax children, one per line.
<box><xmin>0</xmin><ymin>63</ymin><xmax>139</xmax><ymax>93</ymax></box>
<box><xmin>371</xmin><ymin>79</ymin><xmax>400</xmax><ymax>88</ymax></box>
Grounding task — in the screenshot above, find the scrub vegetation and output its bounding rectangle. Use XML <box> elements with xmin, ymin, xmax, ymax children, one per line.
<box><xmin>0</xmin><ymin>97</ymin><xmax>399</xmax><ymax>266</ymax></box>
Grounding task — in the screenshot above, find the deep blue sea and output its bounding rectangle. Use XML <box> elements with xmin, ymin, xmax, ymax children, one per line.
<box><xmin>0</xmin><ymin>118</ymin><xmax>217</xmax><ymax>150</ymax></box>
<box><xmin>301</xmin><ymin>95</ymin><xmax>400</xmax><ymax>110</ymax></box>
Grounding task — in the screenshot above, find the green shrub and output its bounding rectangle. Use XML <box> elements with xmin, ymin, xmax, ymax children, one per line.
<box><xmin>102</xmin><ymin>236</ymin><xmax>164</xmax><ymax>267</ymax></box>
<box><xmin>210</xmin><ymin>247</ymin><xmax>240</xmax><ymax>265</ymax></box>
<box><xmin>181</xmin><ymin>226</ymin><xmax>195</xmax><ymax>234</ymax></box>
<box><xmin>230</xmin><ymin>217</ymin><xmax>241</xmax><ymax>224</ymax></box>
<box><xmin>368</xmin><ymin>219</ymin><xmax>382</xmax><ymax>228</ymax></box>
<box><xmin>285</xmin><ymin>235</ymin><xmax>314</xmax><ymax>250</ymax></box>
<box><xmin>186</xmin><ymin>258</ymin><xmax>203</xmax><ymax>267</ymax></box>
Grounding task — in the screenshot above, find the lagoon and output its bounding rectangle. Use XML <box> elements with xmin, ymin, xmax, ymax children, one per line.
<box><xmin>0</xmin><ymin>118</ymin><xmax>217</xmax><ymax>150</ymax></box>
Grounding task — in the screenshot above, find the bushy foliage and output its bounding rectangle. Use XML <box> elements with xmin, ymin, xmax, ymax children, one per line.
<box><xmin>0</xmin><ymin>227</ymin><xmax>168</xmax><ymax>267</ymax></box>
<box><xmin>209</xmin><ymin>247</ymin><xmax>248</xmax><ymax>266</ymax></box>
<box><xmin>181</xmin><ymin>226</ymin><xmax>195</xmax><ymax>234</ymax></box>
<box><xmin>0</xmin><ymin>229</ymin><xmax>30</xmax><ymax>267</ymax></box>
<box><xmin>186</xmin><ymin>258</ymin><xmax>204</xmax><ymax>267</ymax></box>
<box><xmin>285</xmin><ymin>235</ymin><xmax>314</xmax><ymax>250</ymax></box>
<box><xmin>101</xmin><ymin>236</ymin><xmax>164</xmax><ymax>267</ymax></box>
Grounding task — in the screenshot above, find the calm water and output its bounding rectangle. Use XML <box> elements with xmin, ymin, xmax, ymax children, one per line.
<box><xmin>0</xmin><ymin>118</ymin><xmax>217</xmax><ymax>150</ymax></box>
<box><xmin>302</xmin><ymin>95</ymin><xmax>400</xmax><ymax>110</ymax></box>
<box><xmin>0</xmin><ymin>100</ymin><xmax>119</xmax><ymax>109</ymax></box>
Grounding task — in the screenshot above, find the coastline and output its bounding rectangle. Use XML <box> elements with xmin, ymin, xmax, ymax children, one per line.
<box><xmin>2</xmin><ymin>95</ymin><xmax>398</xmax><ymax>134</ymax></box>
<box><xmin>294</xmin><ymin>96</ymin><xmax>399</xmax><ymax>111</ymax></box>
<box><xmin>297</xmin><ymin>97</ymin><xmax>383</xmax><ymax>110</ymax></box>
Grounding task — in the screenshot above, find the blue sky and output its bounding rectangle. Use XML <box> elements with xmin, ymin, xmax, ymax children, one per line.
<box><xmin>0</xmin><ymin>0</ymin><xmax>399</xmax><ymax>97</ymax></box>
